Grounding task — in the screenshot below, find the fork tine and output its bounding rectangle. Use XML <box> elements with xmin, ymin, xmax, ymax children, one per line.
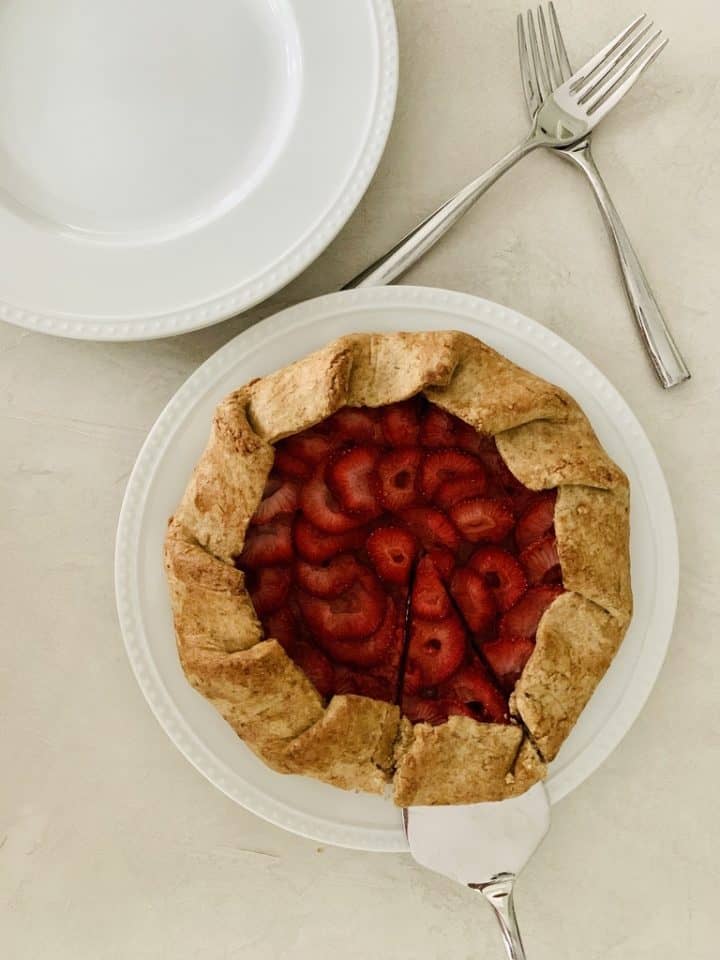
<box><xmin>517</xmin><ymin>13</ymin><xmax>541</xmax><ymax>115</ymax></box>
<box><xmin>569</xmin><ymin>13</ymin><xmax>647</xmax><ymax>94</ymax></box>
<box><xmin>526</xmin><ymin>10</ymin><xmax>550</xmax><ymax>100</ymax></box>
<box><xmin>537</xmin><ymin>6</ymin><xmax>561</xmax><ymax>88</ymax></box>
<box><xmin>586</xmin><ymin>33</ymin><xmax>667</xmax><ymax>116</ymax></box>
<box><xmin>577</xmin><ymin>21</ymin><xmax>654</xmax><ymax>104</ymax></box>
<box><xmin>548</xmin><ymin>1</ymin><xmax>573</xmax><ymax>78</ymax></box>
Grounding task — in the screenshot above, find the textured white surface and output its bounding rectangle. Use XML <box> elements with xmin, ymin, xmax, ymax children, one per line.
<box><xmin>1</xmin><ymin>0</ymin><xmax>719</xmax><ymax>956</ymax></box>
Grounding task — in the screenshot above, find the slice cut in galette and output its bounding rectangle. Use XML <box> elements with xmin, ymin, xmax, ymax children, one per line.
<box><xmin>164</xmin><ymin>331</ymin><xmax>631</xmax><ymax>805</ymax></box>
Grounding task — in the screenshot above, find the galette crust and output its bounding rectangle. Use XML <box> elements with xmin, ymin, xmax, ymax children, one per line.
<box><xmin>510</xmin><ymin>592</ymin><xmax>627</xmax><ymax>762</ymax></box>
<box><xmin>281</xmin><ymin>696</ymin><xmax>401</xmax><ymax>794</ymax></box>
<box><xmin>174</xmin><ymin>388</ymin><xmax>274</xmax><ymax>562</ymax></box>
<box><xmin>393</xmin><ymin>715</ymin><xmax>546</xmax><ymax>806</ymax></box>
<box><xmin>164</xmin><ymin>331</ymin><xmax>632</xmax><ymax>806</ymax></box>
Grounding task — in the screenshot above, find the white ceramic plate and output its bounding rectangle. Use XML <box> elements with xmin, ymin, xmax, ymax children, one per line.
<box><xmin>0</xmin><ymin>0</ymin><xmax>396</xmax><ymax>340</ymax></box>
<box><xmin>115</xmin><ymin>287</ymin><xmax>678</xmax><ymax>851</ymax></box>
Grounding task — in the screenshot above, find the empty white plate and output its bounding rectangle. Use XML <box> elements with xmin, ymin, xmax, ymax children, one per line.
<box><xmin>0</xmin><ymin>0</ymin><xmax>397</xmax><ymax>339</ymax></box>
<box><xmin>115</xmin><ymin>287</ymin><xmax>679</xmax><ymax>851</ymax></box>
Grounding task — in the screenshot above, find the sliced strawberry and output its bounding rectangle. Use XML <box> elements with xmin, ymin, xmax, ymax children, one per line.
<box><xmin>294</xmin><ymin>553</ymin><xmax>362</xmax><ymax>598</ymax></box>
<box><xmin>427</xmin><ymin>547</ymin><xmax>455</xmax><ymax>582</ymax></box>
<box><xmin>454</xmin><ymin>421</ymin><xmax>486</xmax><ymax>455</ymax></box>
<box><xmin>402</xmin><ymin>696</ymin><xmax>450</xmax><ymax>726</ymax></box>
<box><xmin>446</xmin><ymin>700</ymin><xmax>477</xmax><ymax>719</ymax></box>
<box><xmin>273</xmin><ymin>449</ymin><xmax>311</xmax><ymax>480</ymax></box>
<box><xmin>377</xmin><ymin>447</ymin><xmax>422</xmax><ymax>511</ymax></box>
<box><xmin>508</xmin><ymin>484</ymin><xmax>539</xmax><ymax>517</ymax></box>
<box><xmin>515</xmin><ymin>493</ymin><xmax>557</xmax><ymax>549</ymax></box>
<box><xmin>293</xmin><ymin>516</ymin><xmax>365</xmax><ymax>563</ymax></box>
<box><xmin>399</xmin><ymin>506</ymin><xmax>460</xmax><ymax>550</ymax></box>
<box><xmin>449</xmin><ymin>497</ymin><xmax>514</xmax><ymax>543</ymax></box>
<box><xmin>299</xmin><ymin>466</ymin><xmax>367</xmax><ymax>533</ymax></box>
<box><xmin>285</xmin><ymin>432</ymin><xmax>333</xmax><ymax>463</ymax></box>
<box><xmin>440</xmin><ymin>660</ymin><xmax>509</xmax><ymax>723</ymax></box>
<box><xmin>467</xmin><ymin>546</ymin><xmax>527</xmax><ymax>612</ymax></box>
<box><xmin>274</xmin><ymin>432</ymin><xmax>333</xmax><ymax>480</ymax></box>
<box><xmin>483</xmin><ymin>636</ymin><xmax>536</xmax><ymax>691</ymax></box>
<box><xmin>402</xmin><ymin>657</ymin><xmax>423</xmax><ymax>696</ymax></box>
<box><xmin>325</xmin><ymin>407</ymin><xmax>383</xmax><ymax>443</ymax></box>
<box><xmin>499</xmin><ymin>585</ymin><xmax>564</xmax><ymax>638</ymax></box>
<box><xmin>475</xmin><ymin>440</ymin><xmax>521</xmax><ymax>494</ymax></box>
<box><xmin>334</xmin><ymin>666</ymin><xmax>394</xmax><ymax>702</ymax></box>
<box><xmin>326</xmin><ymin>445</ymin><xmax>381</xmax><ymax>516</ymax></box>
<box><xmin>381</xmin><ymin>398</ymin><xmax>421</xmax><ymax>445</ymax></box>
<box><xmin>238</xmin><ymin>519</ymin><xmax>293</xmax><ymax>568</ymax></box>
<box><xmin>263</xmin><ymin>608</ymin><xmax>299</xmax><ymax>653</ymax></box>
<box><xmin>433</xmin><ymin>470</ymin><xmax>487</xmax><ymax>509</ymax></box>
<box><xmin>251</xmin><ymin>476</ymin><xmax>298</xmax><ymax>525</ymax></box>
<box><xmin>404</xmin><ymin>695</ymin><xmax>476</xmax><ymax>725</ymax></box>
<box><xmin>406</xmin><ymin>614</ymin><xmax>466</xmax><ymax>687</ymax></box>
<box><xmin>291</xmin><ymin>642</ymin><xmax>335</xmax><ymax>698</ymax></box>
<box><xmin>419</xmin><ymin>405</ymin><xmax>483</xmax><ymax>450</ymax></box>
<box><xmin>411</xmin><ymin>556</ymin><xmax>451</xmax><ymax>620</ymax></box>
<box><xmin>366</xmin><ymin>526</ymin><xmax>418</xmax><ymax>586</ymax></box>
<box><xmin>519</xmin><ymin>534</ymin><xmax>562</xmax><ymax>585</ymax></box>
<box><xmin>249</xmin><ymin>566</ymin><xmax>292</xmax><ymax>615</ymax></box>
<box><xmin>449</xmin><ymin>567</ymin><xmax>496</xmax><ymax>632</ymax></box>
<box><xmin>313</xmin><ymin>598</ymin><xmax>396</xmax><ymax>668</ymax></box>
<box><xmin>333</xmin><ymin>667</ymin><xmax>359</xmax><ymax>695</ymax></box>
<box><xmin>419</xmin><ymin>449</ymin><xmax>484</xmax><ymax>499</ymax></box>
<box><xmin>420</xmin><ymin>405</ymin><xmax>458</xmax><ymax>447</ymax></box>
<box><xmin>298</xmin><ymin>571</ymin><xmax>384</xmax><ymax>641</ymax></box>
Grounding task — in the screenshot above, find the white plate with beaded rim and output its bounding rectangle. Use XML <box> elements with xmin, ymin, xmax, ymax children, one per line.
<box><xmin>115</xmin><ymin>286</ymin><xmax>678</xmax><ymax>851</ymax></box>
<box><xmin>0</xmin><ymin>0</ymin><xmax>396</xmax><ymax>341</ymax></box>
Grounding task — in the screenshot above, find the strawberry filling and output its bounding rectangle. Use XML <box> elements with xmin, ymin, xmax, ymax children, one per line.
<box><xmin>235</xmin><ymin>396</ymin><xmax>564</xmax><ymax>724</ymax></box>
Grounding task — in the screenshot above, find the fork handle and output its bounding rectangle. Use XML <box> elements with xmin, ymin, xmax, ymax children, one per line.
<box><xmin>562</xmin><ymin>142</ymin><xmax>690</xmax><ymax>388</ymax></box>
<box><xmin>472</xmin><ymin>874</ymin><xmax>527</xmax><ymax>960</ymax></box>
<box><xmin>343</xmin><ymin>139</ymin><xmax>535</xmax><ymax>289</ymax></box>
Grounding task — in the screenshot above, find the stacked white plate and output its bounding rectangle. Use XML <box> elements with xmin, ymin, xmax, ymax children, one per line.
<box><xmin>0</xmin><ymin>0</ymin><xmax>397</xmax><ymax>339</ymax></box>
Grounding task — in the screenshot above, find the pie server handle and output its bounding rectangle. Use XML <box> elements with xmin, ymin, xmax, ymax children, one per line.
<box><xmin>472</xmin><ymin>874</ymin><xmax>527</xmax><ymax>960</ymax></box>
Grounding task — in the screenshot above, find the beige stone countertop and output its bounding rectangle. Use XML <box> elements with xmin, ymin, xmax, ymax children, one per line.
<box><xmin>2</xmin><ymin>1</ymin><xmax>719</xmax><ymax>957</ymax></box>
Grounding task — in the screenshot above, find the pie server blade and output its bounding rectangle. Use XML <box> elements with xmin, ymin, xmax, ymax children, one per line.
<box><xmin>403</xmin><ymin>783</ymin><xmax>550</xmax><ymax>959</ymax></box>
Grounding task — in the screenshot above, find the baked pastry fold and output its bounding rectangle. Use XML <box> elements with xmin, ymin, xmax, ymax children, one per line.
<box><xmin>164</xmin><ymin>332</ymin><xmax>632</xmax><ymax>805</ymax></box>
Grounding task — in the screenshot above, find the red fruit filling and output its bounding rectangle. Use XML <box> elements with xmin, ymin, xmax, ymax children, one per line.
<box><xmin>449</xmin><ymin>567</ymin><xmax>496</xmax><ymax>632</ymax></box>
<box><xmin>366</xmin><ymin>526</ymin><xmax>418</xmax><ymax>586</ymax></box>
<box><xmin>327</xmin><ymin>445</ymin><xmax>382</xmax><ymax>516</ymax></box>
<box><xmin>236</xmin><ymin>397</ymin><xmax>564</xmax><ymax>720</ymax></box>
<box><xmin>411</xmin><ymin>555</ymin><xmax>452</xmax><ymax>620</ymax></box>
<box><xmin>377</xmin><ymin>447</ymin><xmax>422</xmax><ymax>511</ymax></box>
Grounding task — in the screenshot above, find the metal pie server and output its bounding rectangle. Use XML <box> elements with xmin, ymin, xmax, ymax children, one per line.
<box><xmin>403</xmin><ymin>783</ymin><xmax>551</xmax><ymax>959</ymax></box>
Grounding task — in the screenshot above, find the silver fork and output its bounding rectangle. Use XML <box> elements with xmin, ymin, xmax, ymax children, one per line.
<box><xmin>345</xmin><ymin>15</ymin><xmax>668</xmax><ymax>298</ymax></box>
<box><xmin>520</xmin><ymin>4</ymin><xmax>689</xmax><ymax>388</ymax></box>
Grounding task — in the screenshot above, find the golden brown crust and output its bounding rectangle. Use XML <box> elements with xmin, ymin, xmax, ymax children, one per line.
<box><xmin>496</xmin><ymin>403</ymin><xmax>626</xmax><ymax>491</ymax></box>
<box><xmin>174</xmin><ymin>389</ymin><xmax>274</xmax><ymax>562</ymax></box>
<box><xmin>393</xmin><ymin>716</ymin><xmax>546</xmax><ymax>806</ymax></box>
<box><xmin>425</xmin><ymin>332</ymin><xmax>571</xmax><ymax>435</ymax></box>
<box><xmin>164</xmin><ymin>331</ymin><xmax>632</xmax><ymax>806</ymax></box>
<box><xmin>511</xmin><ymin>592</ymin><xmax>626</xmax><ymax>761</ymax></box>
<box><xmin>511</xmin><ymin>738</ymin><xmax>548</xmax><ymax>794</ymax></box>
<box><xmin>182</xmin><ymin>639</ymin><xmax>324</xmax><ymax>767</ymax></box>
<box><xmin>281</xmin><ymin>695</ymin><xmax>400</xmax><ymax>794</ymax></box>
<box><xmin>245</xmin><ymin>331</ymin><xmax>461</xmax><ymax>443</ymax></box>
<box><xmin>344</xmin><ymin>331</ymin><xmax>459</xmax><ymax>406</ymax></box>
<box><xmin>164</xmin><ymin>519</ymin><xmax>262</xmax><ymax>654</ymax></box>
<box><xmin>555</xmin><ymin>483</ymin><xmax>632</xmax><ymax>623</ymax></box>
<box><xmin>246</xmin><ymin>340</ymin><xmax>356</xmax><ymax>442</ymax></box>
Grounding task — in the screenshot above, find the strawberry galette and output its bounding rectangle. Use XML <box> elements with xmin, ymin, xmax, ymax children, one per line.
<box><xmin>164</xmin><ymin>332</ymin><xmax>631</xmax><ymax>805</ymax></box>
